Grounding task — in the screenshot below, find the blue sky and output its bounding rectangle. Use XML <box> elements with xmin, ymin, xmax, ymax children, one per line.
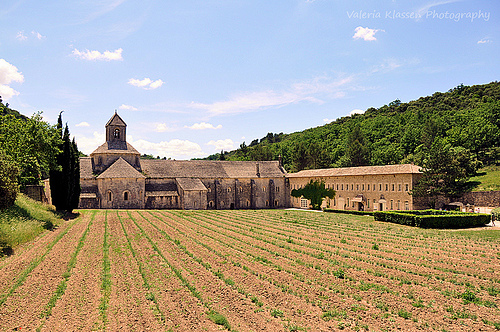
<box><xmin>1</xmin><ymin>0</ymin><xmax>498</xmax><ymax>159</ymax></box>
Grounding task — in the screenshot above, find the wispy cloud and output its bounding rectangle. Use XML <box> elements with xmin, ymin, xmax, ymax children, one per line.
<box><xmin>186</xmin><ymin>122</ymin><xmax>222</xmax><ymax>130</ymax></box>
<box><xmin>0</xmin><ymin>59</ymin><xmax>24</xmax><ymax>100</ymax></box>
<box><xmin>128</xmin><ymin>78</ymin><xmax>164</xmax><ymax>90</ymax></box>
<box><xmin>32</xmin><ymin>31</ymin><xmax>45</xmax><ymax>40</ymax></box>
<box><xmin>16</xmin><ymin>31</ymin><xmax>27</xmax><ymax>41</ymax></box>
<box><xmin>76</xmin><ymin>122</ymin><xmax>90</xmax><ymax>127</ymax></box>
<box><xmin>353</xmin><ymin>26</ymin><xmax>384</xmax><ymax>41</ymax></box>
<box><xmin>478</xmin><ymin>38</ymin><xmax>492</xmax><ymax>44</ymax></box>
<box><xmin>119</xmin><ymin>104</ymin><xmax>138</xmax><ymax>111</ymax></box>
<box><xmin>72</xmin><ymin>48</ymin><xmax>123</xmax><ymax>61</ymax></box>
<box><xmin>415</xmin><ymin>0</ymin><xmax>461</xmax><ymax>18</ymax></box>
<box><xmin>207</xmin><ymin>139</ymin><xmax>234</xmax><ymax>151</ymax></box>
<box><xmin>190</xmin><ymin>75</ymin><xmax>353</xmax><ymax>117</ymax></box>
<box><xmin>131</xmin><ymin>139</ymin><xmax>204</xmax><ymax>158</ymax></box>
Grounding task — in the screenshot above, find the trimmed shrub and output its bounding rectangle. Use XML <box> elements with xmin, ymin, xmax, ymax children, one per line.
<box><xmin>374</xmin><ymin>210</ymin><xmax>490</xmax><ymax>229</ymax></box>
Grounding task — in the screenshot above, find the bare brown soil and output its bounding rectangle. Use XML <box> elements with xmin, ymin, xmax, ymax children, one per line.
<box><xmin>0</xmin><ymin>209</ymin><xmax>498</xmax><ymax>332</ymax></box>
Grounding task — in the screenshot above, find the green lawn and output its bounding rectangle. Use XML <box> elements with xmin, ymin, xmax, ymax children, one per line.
<box><xmin>0</xmin><ymin>194</ymin><xmax>62</xmax><ymax>255</ymax></box>
<box><xmin>471</xmin><ymin>165</ymin><xmax>500</xmax><ymax>192</ymax></box>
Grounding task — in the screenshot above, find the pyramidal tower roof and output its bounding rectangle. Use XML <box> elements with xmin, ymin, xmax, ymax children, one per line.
<box><xmin>106</xmin><ymin>111</ymin><xmax>126</xmax><ymax>127</ymax></box>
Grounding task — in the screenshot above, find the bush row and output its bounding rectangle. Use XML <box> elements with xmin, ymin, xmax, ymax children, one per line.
<box><xmin>324</xmin><ymin>209</ymin><xmax>374</xmax><ymax>216</ymax></box>
<box><xmin>373</xmin><ymin>210</ymin><xmax>490</xmax><ymax>229</ymax></box>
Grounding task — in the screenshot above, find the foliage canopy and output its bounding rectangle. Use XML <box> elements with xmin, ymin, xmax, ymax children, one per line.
<box><xmin>291</xmin><ymin>180</ymin><xmax>335</xmax><ymax>210</ymax></box>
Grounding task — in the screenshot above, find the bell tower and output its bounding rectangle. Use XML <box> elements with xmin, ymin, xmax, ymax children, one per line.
<box><xmin>105</xmin><ymin>111</ymin><xmax>127</xmax><ymax>149</ymax></box>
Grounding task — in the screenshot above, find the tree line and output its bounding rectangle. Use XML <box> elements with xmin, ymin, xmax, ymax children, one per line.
<box><xmin>205</xmin><ymin>82</ymin><xmax>500</xmax><ymax>206</ymax></box>
<box><xmin>0</xmin><ymin>100</ymin><xmax>80</xmax><ymax>212</ymax></box>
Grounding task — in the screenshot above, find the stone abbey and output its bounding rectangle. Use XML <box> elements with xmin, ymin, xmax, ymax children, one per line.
<box><xmin>79</xmin><ymin>113</ymin><xmax>423</xmax><ymax>211</ymax></box>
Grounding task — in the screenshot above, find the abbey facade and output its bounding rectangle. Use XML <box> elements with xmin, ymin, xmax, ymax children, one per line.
<box><xmin>79</xmin><ymin>113</ymin><xmax>423</xmax><ymax>211</ymax></box>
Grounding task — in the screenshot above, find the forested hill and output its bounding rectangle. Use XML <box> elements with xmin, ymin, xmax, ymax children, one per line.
<box><xmin>208</xmin><ymin>82</ymin><xmax>500</xmax><ymax>172</ymax></box>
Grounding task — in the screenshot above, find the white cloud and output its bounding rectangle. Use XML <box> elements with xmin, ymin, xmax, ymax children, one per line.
<box><xmin>185</xmin><ymin>122</ymin><xmax>222</xmax><ymax>130</ymax></box>
<box><xmin>72</xmin><ymin>48</ymin><xmax>123</xmax><ymax>61</ymax></box>
<box><xmin>16</xmin><ymin>31</ymin><xmax>28</xmax><ymax>41</ymax></box>
<box><xmin>207</xmin><ymin>139</ymin><xmax>234</xmax><ymax>151</ymax></box>
<box><xmin>190</xmin><ymin>75</ymin><xmax>353</xmax><ymax>117</ymax></box>
<box><xmin>32</xmin><ymin>31</ymin><xmax>45</xmax><ymax>40</ymax></box>
<box><xmin>152</xmin><ymin>123</ymin><xmax>174</xmax><ymax>132</ymax></box>
<box><xmin>323</xmin><ymin>118</ymin><xmax>334</xmax><ymax>123</ymax></box>
<box><xmin>131</xmin><ymin>139</ymin><xmax>204</xmax><ymax>158</ymax></box>
<box><xmin>119</xmin><ymin>104</ymin><xmax>138</xmax><ymax>111</ymax></box>
<box><xmin>76</xmin><ymin>121</ymin><xmax>90</xmax><ymax>127</ymax></box>
<box><xmin>128</xmin><ymin>78</ymin><xmax>164</xmax><ymax>90</ymax></box>
<box><xmin>478</xmin><ymin>38</ymin><xmax>492</xmax><ymax>44</ymax></box>
<box><xmin>349</xmin><ymin>109</ymin><xmax>365</xmax><ymax>116</ymax></box>
<box><xmin>74</xmin><ymin>131</ymin><xmax>105</xmax><ymax>155</ymax></box>
<box><xmin>415</xmin><ymin>0</ymin><xmax>461</xmax><ymax>19</ymax></box>
<box><xmin>353</xmin><ymin>26</ymin><xmax>383</xmax><ymax>41</ymax></box>
<box><xmin>0</xmin><ymin>59</ymin><xmax>24</xmax><ymax>100</ymax></box>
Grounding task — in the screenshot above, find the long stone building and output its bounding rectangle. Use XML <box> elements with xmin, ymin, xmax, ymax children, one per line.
<box><xmin>79</xmin><ymin>113</ymin><xmax>289</xmax><ymax>210</ymax></box>
<box><xmin>79</xmin><ymin>113</ymin><xmax>423</xmax><ymax>211</ymax></box>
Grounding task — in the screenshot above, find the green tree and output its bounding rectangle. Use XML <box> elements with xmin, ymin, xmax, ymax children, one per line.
<box><xmin>49</xmin><ymin>113</ymin><xmax>81</xmax><ymax>212</ymax></box>
<box><xmin>291</xmin><ymin>180</ymin><xmax>335</xmax><ymax>210</ymax></box>
<box><xmin>343</xmin><ymin>124</ymin><xmax>370</xmax><ymax>167</ymax></box>
<box><xmin>0</xmin><ymin>150</ymin><xmax>20</xmax><ymax>209</ymax></box>
<box><xmin>411</xmin><ymin>139</ymin><xmax>479</xmax><ymax>208</ymax></box>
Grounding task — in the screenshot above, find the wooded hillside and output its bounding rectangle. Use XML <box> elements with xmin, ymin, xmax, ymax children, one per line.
<box><xmin>211</xmin><ymin>82</ymin><xmax>500</xmax><ymax>172</ymax></box>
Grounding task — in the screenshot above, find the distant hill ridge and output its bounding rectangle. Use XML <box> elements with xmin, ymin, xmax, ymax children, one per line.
<box><xmin>210</xmin><ymin>81</ymin><xmax>500</xmax><ymax>172</ymax></box>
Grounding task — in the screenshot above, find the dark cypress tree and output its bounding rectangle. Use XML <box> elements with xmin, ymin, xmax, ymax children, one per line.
<box><xmin>49</xmin><ymin>113</ymin><xmax>80</xmax><ymax>212</ymax></box>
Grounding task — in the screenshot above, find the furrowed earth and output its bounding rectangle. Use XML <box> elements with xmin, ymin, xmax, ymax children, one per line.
<box><xmin>0</xmin><ymin>209</ymin><xmax>499</xmax><ymax>331</ymax></box>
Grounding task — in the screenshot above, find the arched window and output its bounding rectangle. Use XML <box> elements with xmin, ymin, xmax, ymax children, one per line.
<box><xmin>108</xmin><ymin>191</ymin><xmax>113</xmax><ymax>202</ymax></box>
<box><xmin>208</xmin><ymin>201</ymin><xmax>214</xmax><ymax>208</ymax></box>
<box><xmin>124</xmin><ymin>191</ymin><xmax>129</xmax><ymax>201</ymax></box>
<box><xmin>114</xmin><ymin>128</ymin><xmax>120</xmax><ymax>139</ymax></box>
<box><xmin>227</xmin><ymin>187</ymin><xmax>231</xmax><ymax>192</ymax></box>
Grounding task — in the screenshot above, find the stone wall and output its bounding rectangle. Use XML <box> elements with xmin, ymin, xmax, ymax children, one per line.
<box><xmin>21</xmin><ymin>185</ymin><xmax>48</xmax><ymax>203</ymax></box>
<box><xmin>460</xmin><ymin>191</ymin><xmax>500</xmax><ymax>208</ymax></box>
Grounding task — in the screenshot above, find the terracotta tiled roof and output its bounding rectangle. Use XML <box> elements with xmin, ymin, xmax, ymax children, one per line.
<box><xmin>97</xmin><ymin>158</ymin><xmax>146</xmax><ymax>179</ymax></box>
<box><xmin>90</xmin><ymin>142</ymin><xmax>140</xmax><ymax>155</ymax></box>
<box><xmin>176</xmin><ymin>178</ymin><xmax>207</xmax><ymax>191</ymax></box>
<box><xmin>141</xmin><ymin>160</ymin><xmax>285</xmax><ymax>179</ymax></box>
<box><xmin>286</xmin><ymin>164</ymin><xmax>422</xmax><ymax>178</ymax></box>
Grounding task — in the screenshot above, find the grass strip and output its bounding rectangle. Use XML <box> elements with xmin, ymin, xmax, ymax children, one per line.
<box><xmin>36</xmin><ymin>211</ymin><xmax>97</xmax><ymax>331</ymax></box>
<box><xmin>120</xmin><ymin>211</ymin><xmax>165</xmax><ymax>325</ymax></box>
<box><xmin>98</xmin><ymin>210</ymin><xmax>111</xmax><ymax>329</ymax></box>
<box><xmin>0</xmin><ymin>214</ymin><xmax>80</xmax><ymax>306</ymax></box>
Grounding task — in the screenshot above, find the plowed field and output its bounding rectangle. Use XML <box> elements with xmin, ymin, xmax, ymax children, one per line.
<box><xmin>0</xmin><ymin>209</ymin><xmax>499</xmax><ymax>331</ymax></box>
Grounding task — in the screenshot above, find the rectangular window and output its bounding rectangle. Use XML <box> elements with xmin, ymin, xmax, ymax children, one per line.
<box><xmin>405</xmin><ymin>201</ymin><xmax>409</xmax><ymax>210</ymax></box>
<box><xmin>341</xmin><ymin>184</ymin><xmax>344</xmax><ymax>190</ymax></box>
<box><xmin>300</xmin><ymin>198</ymin><xmax>308</xmax><ymax>209</ymax></box>
<box><xmin>351</xmin><ymin>184</ymin><xmax>353</xmax><ymax>191</ymax></box>
<box><xmin>392</xmin><ymin>184</ymin><xmax>395</xmax><ymax>191</ymax></box>
<box><xmin>367</xmin><ymin>199</ymin><xmax>370</xmax><ymax>209</ymax></box>
<box><xmin>379</xmin><ymin>184</ymin><xmax>382</xmax><ymax>191</ymax></box>
<box><xmin>405</xmin><ymin>184</ymin><xmax>409</xmax><ymax>192</ymax></box>
<box><xmin>390</xmin><ymin>200</ymin><xmax>393</xmax><ymax>210</ymax></box>
<box><xmin>362</xmin><ymin>184</ymin><xmax>365</xmax><ymax>191</ymax></box>
<box><xmin>385</xmin><ymin>184</ymin><xmax>388</xmax><ymax>191</ymax></box>
<box><xmin>367</xmin><ymin>184</ymin><xmax>370</xmax><ymax>191</ymax></box>
<box><xmin>398</xmin><ymin>184</ymin><xmax>402</xmax><ymax>191</ymax></box>
<box><xmin>356</xmin><ymin>184</ymin><xmax>359</xmax><ymax>191</ymax></box>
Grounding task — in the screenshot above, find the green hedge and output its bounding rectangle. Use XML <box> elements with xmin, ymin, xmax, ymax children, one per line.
<box><xmin>324</xmin><ymin>209</ymin><xmax>374</xmax><ymax>216</ymax></box>
<box><xmin>373</xmin><ymin>210</ymin><xmax>490</xmax><ymax>229</ymax></box>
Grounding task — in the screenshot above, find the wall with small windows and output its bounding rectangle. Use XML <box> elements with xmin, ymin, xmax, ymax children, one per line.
<box><xmin>97</xmin><ymin>177</ymin><xmax>145</xmax><ymax>209</ymax></box>
<box><xmin>287</xmin><ymin>170</ymin><xmax>421</xmax><ymax>211</ymax></box>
